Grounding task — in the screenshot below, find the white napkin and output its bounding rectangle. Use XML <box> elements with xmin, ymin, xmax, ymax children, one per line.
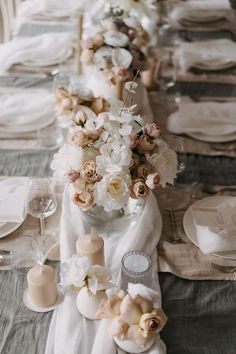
<box><xmin>0</xmin><ymin>32</ymin><xmax>73</xmax><ymax>73</ymax></box>
<box><xmin>169</xmin><ymin>0</ymin><xmax>230</xmax><ymax>25</ymax></box>
<box><xmin>0</xmin><ymin>90</ymin><xmax>55</xmax><ymax>126</ymax></box>
<box><xmin>45</xmin><ymin>187</ymin><xmax>166</xmax><ymax>354</ymax></box>
<box><xmin>191</xmin><ymin>197</ymin><xmax>236</xmax><ymax>254</ymax></box>
<box><xmin>173</xmin><ymin>39</ymin><xmax>236</xmax><ymax>73</ymax></box>
<box><xmin>0</xmin><ymin>178</ymin><xmax>28</xmax><ymax>223</ymax></box>
<box><xmin>167</xmin><ymin>102</ymin><xmax>236</xmax><ymax>136</ymax></box>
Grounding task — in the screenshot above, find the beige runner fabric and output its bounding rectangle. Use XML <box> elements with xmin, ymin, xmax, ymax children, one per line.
<box><xmin>156</xmin><ymin>184</ymin><xmax>236</xmax><ymax>280</ymax></box>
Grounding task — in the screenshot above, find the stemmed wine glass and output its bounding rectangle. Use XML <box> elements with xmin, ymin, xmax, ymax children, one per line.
<box><xmin>26</xmin><ymin>179</ymin><xmax>57</xmax><ymax>262</ymax></box>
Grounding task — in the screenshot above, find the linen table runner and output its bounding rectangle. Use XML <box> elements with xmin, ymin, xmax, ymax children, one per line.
<box><xmin>45</xmin><ymin>187</ymin><xmax>166</xmax><ymax>354</ymax></box>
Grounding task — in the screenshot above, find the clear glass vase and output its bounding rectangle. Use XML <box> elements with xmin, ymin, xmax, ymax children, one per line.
<box><xmin>81</xmin><ymin>198</ymin><xmax>145</xmax><ymax>229</ymax></box>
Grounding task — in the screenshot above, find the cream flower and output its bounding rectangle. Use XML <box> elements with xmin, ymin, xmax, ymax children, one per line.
<box><xmin>127</xmin><ymin>324</ymin><xmax>153</xmax><ymax>347</ymax></box>
<box><xmin>131</xmin><ymin>178</ymin><xmax>148</xmax><ymax>199</ymax></box>
<box><xmin>64</xmin><ymin>169</ymin><xmax>80</xmax><ymax>183</ymax></box>
<box><xmin>146</xmin><ymin>173</ymin><xmax>160</xmax><ymax>190</ymax></box>
<box><xmin>80</xmin><ymin>160</ymin><xmax>101</xmax><ymax>183</ymax></box>
<box><xmin>96</xmin><ymin>290</ymin><xmax>125</xmax><ymax>318</ymax></box>
<box><xmin>72</xmin><ymin>190</ymin><xmax>94</xmax><ymax>211</ymax></box>
<box><xmin>137</xmin><ymin>135</ymin><xmax>156</xmax><ymax>154</ymax></box>
<box><xmin>94</xmin><ymin>173</ymin><xmax>131</xmax><ymax>212</ymax></box>
<box><xmin>139</xmin><ymin>308</ymin><xmax>168</xmax><ymax>337</ymax></box>
<box><xmin>61</xmin><ymin>255</ymin><xmax>91</xmax><ymax>288</ymax></box>
<box><xmin>104</xmin><ymin>31</ymin><xmax>129</xmax><ymax>47</ymax></box>
<box><xmin>50</xmin><ymin>145</ymin><xmax>84</xmax><ymax>182</ymax></box>
<box><xmin>109</xmin><ymin>317</ymin><xmax>129</xmax><ymax>339</ymax></box>
<box><xmin>147</xmin><ymin>140</ymin><xmax>177</xmax><ymax>187</ymax></box>
<box><xmin>120</xmin><ymin>295</ymin><xmax>143</xmax><ymax>325</ymax></box>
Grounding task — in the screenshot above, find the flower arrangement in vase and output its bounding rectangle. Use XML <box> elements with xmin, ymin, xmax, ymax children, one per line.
<box><xmin>51</xmin><ymin>78</ymin><xmax>177</xmax><ymax>220</ymax></box>
<box><xmin>96</xmin><ymin>283</ymin><xmax>167</xmax><ymax>353</ymax></box>
<box><xmin>61</xmin><ymin>255</ymin><xmax>114</xmax><ymax>320</ymax></box>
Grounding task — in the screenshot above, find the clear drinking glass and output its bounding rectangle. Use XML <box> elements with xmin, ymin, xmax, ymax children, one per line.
<box><xmin>121</xmin><ymin>251</ymin><xmax>152</xmax><ymax>292</ymax></box>
<box><xmin>26</xmin><ymin>179</ymin><xmax>57</xmax><ymax>261</ymax></box>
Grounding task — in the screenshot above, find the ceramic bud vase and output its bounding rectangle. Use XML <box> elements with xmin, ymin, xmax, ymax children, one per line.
<box><xmin>114</xmin><ymin>336</ymin><xmax>156</xmax><ymax>353</ymax></box>
<box><xmin>76</xmin><ymin>287</ymin><xmax>107</xmax><ymax>320</ymax></box>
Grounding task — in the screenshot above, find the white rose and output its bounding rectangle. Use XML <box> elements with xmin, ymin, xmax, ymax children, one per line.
<box><xmin>61</xmin><ymin>255</ymin><xmax>91</xmax><ymax>288</ymax></box>
<box><xmin>50</xmin><ymin>144</ymin><xmax>84</xmax><ymax>182</ymax></box>
<box><xmin>94</xmin><ymin>173</ymin><xmax>131</xmax><ymax>212</ymax></box>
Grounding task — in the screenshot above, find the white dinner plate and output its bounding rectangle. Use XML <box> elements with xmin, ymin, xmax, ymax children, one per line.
<box><xmin>187</xmin><ymin>131</ymin><xmax>236</xmax><ymax>143</ymax></box>
<box><xmin>194</xmin><ymin>61</ymin><xmax>235</xmax><ymax>72</ymax></box>
<box><xmin>0</xmin><ymin>115</ymin><xmax>55</xmax><ymax>133</ymax></box>
<box><xmin>0</xmin><ymin>219</ymin><xmax>25</xmax><ymax>239</ymax></box>
<box><xmin>183</xmin><ymin>196</ymin><xmax>236</xmax><ymax>260</ymax></box>
<box><xmin>23</xmin><ymin>286</ymin><xmax>64</xmax><ymax>313</ymax></box>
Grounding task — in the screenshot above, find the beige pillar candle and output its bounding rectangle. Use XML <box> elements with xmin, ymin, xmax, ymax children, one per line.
<box><xmin>141</xmin><ymin>57</ymin><xmax>157</xmax><ymax>88</ymax></box>
<box><xmin>76</xmin><ymin>234</ymin><xmax>104</xmax><ymax>266</ymax></box>
<box><xmin>116</xmin><ymin>79</ymin><xmax>123</xmax><ymax>100</ymax></box>
<box><xmin>76</xmin><ymin>14</ymin><xmax>84</xmax><ymax>75</ymax></box>
<box><xmin>27</xmin><ymin>265</ymin><xmax>58</xmax><ymax>308</ymax></box>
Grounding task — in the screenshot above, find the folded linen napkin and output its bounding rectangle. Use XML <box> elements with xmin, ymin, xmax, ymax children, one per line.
<box><xmin>167</xmin><ymin>102</ymin><xmax>236</xmax><ymax>136</ymax></box>
<box><xmin>0</xmin><ymin>32</ymin><xmax>73</xmax><ymax>73</ymax></box>
<box><xmin>169</xmin><ymin>0</ymin><xmax>230</xmax><ymax>25</ymax></box>
<box><xmin>173</xmin><ymin>39</ymin><xmax>236</xmax><ymax>73</ymax></box>
<box><xmin>0</xmin><ymin>89</ymin><xmax>54</xmax><ymax>127</ymax></box>
<box><xmin>0</xmin><ymin>178</ymin><xmax>28</xmax><ymax>223</ymax></box>
<box><xmin>191</xmin><ymin>197</ymin><xmax>236</xmax><ymax>254</ymax></box>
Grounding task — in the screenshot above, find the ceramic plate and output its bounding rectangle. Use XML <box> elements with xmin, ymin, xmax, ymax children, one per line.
<box><xmin>23</xmin><ymin>285</ymin><xmax>64</xmax><ymax>313</ymax></box>
<box><xmin>194</xmin><ymin>61</ymin><xmax>235</xmax><ymax>72</ymax></box>
<box><xmin>187</xmin><ymin>131</ymin><xmax>236</xmax><ymax>143</ymax></box>
<box><xmin>0</xmin><ymin>220</ymin><xmax>26</xmax><ymax>239</ymax></box>
<box><xmin>183</xmin><ymin>196</ymin><xmax>236</xmax><ymax>260</ymax></box>
<box><xmin>0</xmin><ymin>115</ymin><xmax>55</xmax><ymax>133</ymax></box>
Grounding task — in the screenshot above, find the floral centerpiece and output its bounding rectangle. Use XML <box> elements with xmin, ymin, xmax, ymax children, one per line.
<box><xmin>96</xmin><ymin>283</ymin><xmax>167</xmax><ymax>353</ymax></box>
<box><xmin>54</xmin><ymin>82</ymin><xmax>110</xmax><ymax>127</ymax></box>
<box><xmin>51</xmin><ymin>80</ymin><xmax>177</xmax><ymax>217</ymax></box>
<box><xmin>80</xmin><ymin>17</ymin><xmax>149</xmax><ymax>87</ymax></box>
<box><xmin>61</xmin><ymin>255</ymin><xmax>114</xmax><ymax>320</ymax></box>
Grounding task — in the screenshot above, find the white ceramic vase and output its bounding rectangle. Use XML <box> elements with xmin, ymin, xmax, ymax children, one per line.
<box><xmin>76</xmin><ymin>287</ymin><xmax>107</xmax><ymax>320</ymax></box>
<box><xmin>114</xmin><ymin>335</ymin><xmax>156</xmax><ymax>353</ymax></box>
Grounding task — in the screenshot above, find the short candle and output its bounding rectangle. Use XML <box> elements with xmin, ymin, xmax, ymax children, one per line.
<box><xmin>76</xmin><ymin>234</ymin><xmax>104</xmax><ymax>266</ymax></box>
<box><xmin>27</xmin><ymin>265</ymin><xmax>58</xmax><ymax>308</ymax></box>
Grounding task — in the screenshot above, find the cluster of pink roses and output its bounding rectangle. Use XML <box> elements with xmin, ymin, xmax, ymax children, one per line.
<box><xmin>97</xmin><ymin>290</ymin><xmax>167</xmax><ymax>347</ymax></box>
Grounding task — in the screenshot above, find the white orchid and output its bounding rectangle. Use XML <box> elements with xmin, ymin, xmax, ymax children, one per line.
<box><xmin>147</xmin><ymin>140</ymin><xmax>178</xmax><ymax>187</ymax></box>
<box><xmin>96</xmin><ymin>143</ymin><xmax>132</xmax><ymax>176</ymax></box>
<box><xmin>94</xmin><ymin>173</ymin><xmax>131</xmax><ymax>211</ymax></box>
<box><xmin>50</xmin><ymin>144</ymin><xmax>84</xmax><ymax>182</ymax></box>
<box><xmin>61</xmin><ymin>255</ymin><xmax>114</xmax><ymax>294</ymax></box>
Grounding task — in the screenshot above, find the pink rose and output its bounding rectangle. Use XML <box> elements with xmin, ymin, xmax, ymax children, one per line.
<box><xmin>145</xmin><ymin>123</ymin><xmax>160</xmax><ymax>139</ymax></box>
<box><xmin>85</xmin><ymin>128</ymin><xmax>102</xmax><ymax>141</ymax></box>
<box><xmin>131</xmin><ymin>178</ymin><xmax>149</xmax><ymax>199</ymax></box>
<box><xmin>136</xmin><ymin>163</ymin><xmax>154</xmax><ymax>179</ymax></box>
<box><xmin>137</xmin><ymin>135</ymin><xmax>156</xmax><ymax>154</ymax></box>
<box><xmin>64</xmin><ymin>169</ymin><xmax>80</xmax><ymax>183</ymax></box>
<box><xmin>115</xmin><ymin>67</ymin><xmax>130</xmax><ymax>81</ymax></box>
<box><xmin>139</xmin><ymin>308</ymin><xmax>168</xmax><ymax>337</ymax></box>
<box><xmin>68</xmin><ymin>131</ymin><xmax>92</xmax><ymax>148</ymax></box>
<box><xmin>82</xmin><ymin>38</ymin><xmax>94</xmax><ymax>49</ymax></box>
<box><xmin>73</xmin><ymin>177</ymin><xmax>94</xmax><ymax>193</ymax></box>
<box><xmin>129</xmin><ymin>136</ymin><xmax>139</xmax><ymax>150</ymax></box>
<box><xmin>72</xmin><ymin>190</ymin><xmax>94</xmax><ymax>211</ymax></box>
<box><xmin>146</xmin><ymin>173</ymin><xmax>161</xmax><ymax>190</ymax></box>
<box><xmin>81</xmin><ymin>160</ymin><xmax>101</xmax><ymax>183</ymax></box>
<box><xmin>92</xmin><ymin>34</ymin><xmax>104</xmax><ymax>48</ymax></box>
<box><xmin>80</xmin><ymin>49</ymin><xmax>94</xmax><ymax>64</ymax></box>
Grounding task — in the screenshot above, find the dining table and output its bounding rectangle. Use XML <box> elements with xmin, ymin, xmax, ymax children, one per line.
<box><xmin>1</xmin><ymin>2</ymin><xmax>236</xmax><ymax>354</ymax></box>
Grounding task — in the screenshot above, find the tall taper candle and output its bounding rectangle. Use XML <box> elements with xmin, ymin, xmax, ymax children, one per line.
<box><xmin>77</xmin><ymin>14</ymin><xmax>84</xmax><ymax>75</ymax></box>
<box><xmin>76</xmin><ymin>234</ymin><xmax>104</xmax><ymax>266</ymax></box>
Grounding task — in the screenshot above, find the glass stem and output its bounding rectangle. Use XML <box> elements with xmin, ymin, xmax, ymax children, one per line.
<box><xmin>40</xmin><ymin>215</ymin><xmax>45</xmax><ymax>243</ymax></box>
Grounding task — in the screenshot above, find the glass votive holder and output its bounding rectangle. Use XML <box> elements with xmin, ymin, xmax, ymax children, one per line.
<box><xmin>37</xmin><ymin>119</ymin><xmax>64</xmax><ymax>149</ymax></box>
<box><xmin>121</xmin><ymin>251</ymin><xmax>152</xmax><ymax>292</ymax></box>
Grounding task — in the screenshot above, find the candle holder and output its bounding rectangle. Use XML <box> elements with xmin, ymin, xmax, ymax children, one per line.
<box><xmin>121</xmin><ymin>251</ymin><xmax>152</xmax><ymax>292</ymax></box>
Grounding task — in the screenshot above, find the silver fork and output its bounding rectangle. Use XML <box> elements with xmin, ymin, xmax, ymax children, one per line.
<box><xmin>166</xmin><ymin>208</ymin><xmax>185</xmax><ymax>244</ymax></box>
<box><xmin>211</xmin><ymin>263</ymin><xmax>236</xmax><ymax>273</ymax></box>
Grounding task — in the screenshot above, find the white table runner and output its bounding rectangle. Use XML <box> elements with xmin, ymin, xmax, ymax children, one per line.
<box><xmin>45</xmin><ymin>186</ymin><xmax>166</xmax><ymax>354</ymax></box>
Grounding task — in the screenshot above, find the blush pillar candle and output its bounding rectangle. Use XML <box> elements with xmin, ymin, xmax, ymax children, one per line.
<box><xmin>76</xmin><ymin>234</ymin><xmax>104</xmax><ymax>266</ymax></box>
<box><xmin>27</xmin><ymin>265</ymin><xmax>58</xmax><ymax>308</ymax></box>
